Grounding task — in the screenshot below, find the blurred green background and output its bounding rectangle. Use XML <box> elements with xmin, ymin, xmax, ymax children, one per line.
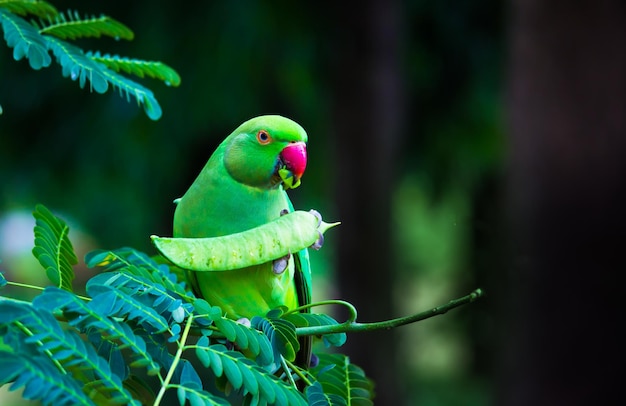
<box><xmin>2</xmin><ymin>1</ymin><xmax>624</xmax><ymax>405</ymax></box>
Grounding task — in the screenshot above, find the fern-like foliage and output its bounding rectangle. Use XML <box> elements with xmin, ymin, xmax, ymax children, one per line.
<box><xmin>32</xmin><ymin>204</ymin><xmax>77</xmax><ymax>291</ymax></box>
<box><xmin>194</xmin><ymin>299</ymin><xmax>274</xmax><ymax>366</ymax></box>
<box><xmin>0</xmin><ymin>1</ymin><xmax>180</xmax><ymax>120</ymax></box>
<box><xmin>0</xmin><ymin>204</ymin><xmax>375</xmax><ymax>405</ymax></box>
<box><xmin>0</xmin><ymin>7</ymin><xmax>51</xmax><ymax>69</ymax></box>
<box><xmin>196</xmin><ymin>341</ymin><xmax>307</xmax><ymax>406</ymax></box>
<box><xmin>36</xmin><ymin>10</ymin><xmax>134</xmax><ymax>40</ymax></box>
<box><xmin>311</xmin><ymin>354</ymin><xmax>375</xmax><ymax>406</ymax></box>
<box><xmin>305</xmin><ymin>381</ymin><xmax>347</xmax><ymax>406</ymax></box>
<box><xmin>0</xmin><ymin>351</ymin><xmax>95</xmax><ymax>405</ymax></box>
<box><xmin>0</xmin><ymin>300</ymin><xmax>139</xmax><ymax>405</ymax></box>
<box><xmin>282</xmin><ymin>310</ymin><xmax>347</xmax><ymax>348</ymax></box>
<box><xmin>0</xmin><ymin>0</ymin><xmax>57</xmax><ymax>18</ymax></box>
<box><xmin>84</xmin><ymin>247</ymin><xmax>191</xmax><ymax>301</ymax></box>
<box><xmin>87</xmin><ymin>52</ymin><xmax>181</xmax><ymax>87</ymax></box>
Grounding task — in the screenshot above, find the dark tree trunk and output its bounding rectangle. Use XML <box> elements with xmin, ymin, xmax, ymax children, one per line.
<box><xmin>501</xmin><ymin>0</ymin><xmax>626</xmax><ymax>404</ymax></box>
<box><xmin>329</xmin><ymin>1</ymin><xmax>406</xmax><ymax>404</ymax></box>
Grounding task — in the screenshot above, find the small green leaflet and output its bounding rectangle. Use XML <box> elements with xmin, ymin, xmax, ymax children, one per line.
<box><xmin>31</xmin><ymin>204</ymin><xmax>77</xmax><ymax>291</ymax></box>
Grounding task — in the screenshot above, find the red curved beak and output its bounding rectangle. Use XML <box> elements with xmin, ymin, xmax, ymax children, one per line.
<box><xmin>280</xmin><ymin>141</ymin><xmax>307</xmax><ymax>180</ymax></box>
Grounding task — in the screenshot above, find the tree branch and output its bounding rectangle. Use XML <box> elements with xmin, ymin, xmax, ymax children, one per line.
<box><xmin>297</xmin><ymin>288</ymin><xmax>483</xmax><ymax>336</ymax></box>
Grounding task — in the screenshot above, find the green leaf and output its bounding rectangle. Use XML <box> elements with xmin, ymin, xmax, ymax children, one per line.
<box><xmin>252</xmin><ymin>314</ymin><xmax>299</xmax><ymax>362</ymax></box>
<box><xmin>87</xmin><ymin>52</ymin><xmax>181</xmax><ymax>87</ymax></box>
<box><xmin>0</xmin><ymin>351</ymin><xmax>94</xmax><ymax>405</ymax></box>
<box><xmin>85</xmin><ymin>248</ymin><xmax>190</xmax><ymax>299</ymax></box>
<box><xmin>34</xmin><ymin>287</ymin><xmax>161</xmax><ymax>377</ymax></box>
<box><xmin>194</xmin><ymin>343</ymin><xmax>306</xmax><ymax>406</ymax></box>
<box><xmin>31</xmin><ymin>204</ymin><xmax>77</xmax><ymax>291</ymax></box>
<box><xmin>84</xmin><ymin>248</ymin><xmax>195</xmax><ymax>337</ymax></box>
<box><xmin>0</xmin><ymin>9</ymin><xmax>51</xmax><ymax>69</ymax></box>
<box><xmin>121</xmin><ymin>375</ymin><xmax>156</xmax><ymax>405</ymax></box>
<box><xmin>284</xmin><ymin>312</ymin><xmax>347</xmax><ymax>348</ymax></box>
<box><xmin>176</xmin><ymin>385</ymin><xmax>230</xmax><ymax>406</ymax></box>
<box><xmin>45</xmin><ymin>36</ymin><xmax>108</xmax><ymax>92</ymax></box>
<box><xmin>180</xmin><ymin>358</ymin><xmax>202</xmax><ymax>388</ymax></box>
<box><xmin>211</xmin><ymin>316</ymin><xmax>273</xmax><ymax>366</ymax></box>
<box><xmin>222</xmin><ymin>354</ymin><xmax>243</xmax><ymax>390</ymax></box>
<box><xmin>192</xmin><ymin>299</ymin><xmax>218</xmax><ymax>327</ymax></box>
<box><xmin>45</xmin><ymin>36</ymin><xmax>163</xmax><ymax>119</ymax></box>
<box><xmin>0</xmin><ymin>3</ymin><xmax>176</xmax><ymax>119</ymax></box>
<box><xmin>311</xmin><ymin>354</ymin><xmax>374</xmax><ymax>406</ymax></box>
<box><xmin>90</xmin><ymin>333</ymin><xmax>128</xmax><ymax>381</ymax></box>
<box><xmin>85</xmin><ymin>271</ymin><xmax>192</xmax><ymax>342</ymax></box>
<box><xmin>192</xmin><ymin>301</ymin><xmax>274</xmax><ymax>366</ymax></box>
<box><xmin>305</xmin><ymin>381</ymin><xmax>346</xmax><ymax>406</ymax></box>
<box><xmin>0</xmin><ymin>0</ymin><xmax>58</xmax><ymax>19</ymax></box>
<box><xmin>212</xmin><ymin>314</ymin><xmax>237</xmax><ymax>342</ymax></box>
<box><xmin>0</xmin><ymin>300</ymin><xmax>139</xmax><ymax>404</ymax></box>
<box><xmin>38</xmin><ymin>10</ymin><xmax>134</xmax><ymax>40</ymax></box>
<box><xmin>85</xmin><ymin>285</ymin><xmax>170</xmax><ymax>334</ymax></box>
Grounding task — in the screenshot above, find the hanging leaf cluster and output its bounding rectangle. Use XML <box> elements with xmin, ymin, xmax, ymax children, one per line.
<box><xmin>0</xmin><ymin>205</ymin><xmax>374</xmax><ymax>405</ymax></box>
<box><xmin>0</xmin><ymin>0</ymin><xmax>181</xmax><ymax>120</ymax></box>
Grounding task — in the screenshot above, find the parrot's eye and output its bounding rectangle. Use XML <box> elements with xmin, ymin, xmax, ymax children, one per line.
<box><xmin>256</xmin><ymin>130</ymin><xmax>271</xmax><ymax>145</ymax></box>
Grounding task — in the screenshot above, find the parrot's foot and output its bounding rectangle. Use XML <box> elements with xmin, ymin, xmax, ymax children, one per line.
<box><xmin>311</xmin><ymin>232</ymin><xmax>324</xmax><ymax>250</ymax></box>
<box><xmin>236</xmin><ymin>317</ymin><xmax>251</xmax><ymax>328</ymax></box>
<box><xmin>272</xmin><ymin>253</ymin><xmax>291</xmax><ymax>274</ymax></box>
<box><xmin>309</xmin><ymin>209</ymin><xmax>324</xmax><ymax>250</ymax></box>
<box><xmin>280</xmin><ymin>208</ymin><xmax>289</xmax><ymax>216</ymax></box>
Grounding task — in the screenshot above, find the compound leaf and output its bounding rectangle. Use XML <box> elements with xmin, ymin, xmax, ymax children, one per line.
<box><xmin>0</xmin><ymin>0</ymin><xmax>58</xmax><ymax>18</ymax></box>
<box><xmin>87</xmin><ymin>52</ymin><xmax>181</xmax><ymax>87</ymax></box>
<box><xmin>252</xmin><ymin>311</ymin><xmax>299</xmax><ymax>363</ymax></box>
<box><xmin>0</xmin><ymin>351</ymin><xmax>94</xmax><ymax>405</ymax></box>
<box><xmin>32</xmin><ymin>204</ymin><xmax>77</xmax><ymax>291</ymax></box>
<box><xmin>311</xmin><ymin>354</ymin><xmax>374</xmax><ymax>406</ymax></box>
<box><xmin>38</xmin><ymin>10</ymin><xmax>133</xmax><ymax>40</ymax></box>
<box><xmin>0</xmin><ymin>9</ymin><xmax>51</xmax><ymax>69</ymax></box>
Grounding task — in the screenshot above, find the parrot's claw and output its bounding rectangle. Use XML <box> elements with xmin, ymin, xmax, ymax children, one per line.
<box><xmin>309</xmin><ymin>209</ymin><xmax>322</xmax><ymax>227</ymax></box>
<box><xmin>236</xmin><ymin>317</ymin><xmax>251</xmax><ymax>328</ymax></box>
<box><xmin>307</xmin><ymin>209</ymin><xmax>325</xmax><ymax>250</ymax></box>
<box><xmin>310</xmin><ymin>231</ymin><xmax>324</xmax><ymax>251</ymax></box>
<box><xmin>279</xmin><ymin>208</ymin><xmax>289</xmax><ymax>216</ymax></box>
<box><xmin>272</xmin><ymin>253</ymin><xmax>291</xmax><ymax>274</ymax></box>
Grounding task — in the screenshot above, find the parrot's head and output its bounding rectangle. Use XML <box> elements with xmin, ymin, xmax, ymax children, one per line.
<box><xmin>223</xmin><ymin>115</ymin><xmax>308</xmax><ymax>190</ymax></box>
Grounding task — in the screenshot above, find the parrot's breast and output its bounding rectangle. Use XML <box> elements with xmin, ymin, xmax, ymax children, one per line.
<box><xmin>195</xmin><ymin>262</ymin><xmax>297</xmax><ymax>320</ymax></box>
<box><xmin>174</xmin><ymin>166</ymin><xmax>298</xmax><ymax>319</ymax></box>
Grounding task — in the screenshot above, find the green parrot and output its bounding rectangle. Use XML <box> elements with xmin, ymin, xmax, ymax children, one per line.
<box><xmin>173</xmin><ymin>115</ymin><xmax>312</xmax><ymax>367</ymax></box>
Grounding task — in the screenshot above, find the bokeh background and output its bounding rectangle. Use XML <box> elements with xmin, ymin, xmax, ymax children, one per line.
<box><xmin>1</xmin><ymin>1</ymin><xmax>624</xmax><ymax>405</ymax></box>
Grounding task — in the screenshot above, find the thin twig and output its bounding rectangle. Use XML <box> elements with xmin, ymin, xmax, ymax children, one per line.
<box><xmin>296</xmin><ymin>288</ymin><xmax>483</xmax><ymax>336</ymax></box>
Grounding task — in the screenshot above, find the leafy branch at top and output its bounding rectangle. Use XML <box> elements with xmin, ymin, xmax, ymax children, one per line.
<box><xmin>0</xmin><ymin>205</ymin><xmax>483</xmax><ymax>405</ymax></box>
<box><xmin>0</xmin><ymin>0</ymin><xmax>180</xmax><ymax>120</ymax></box>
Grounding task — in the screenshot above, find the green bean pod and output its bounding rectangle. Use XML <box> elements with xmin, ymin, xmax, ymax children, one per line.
<box><xmin>151</xmin><ymin>210</ymin><xmax>339</xmax><ymax>272</ymax></box>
